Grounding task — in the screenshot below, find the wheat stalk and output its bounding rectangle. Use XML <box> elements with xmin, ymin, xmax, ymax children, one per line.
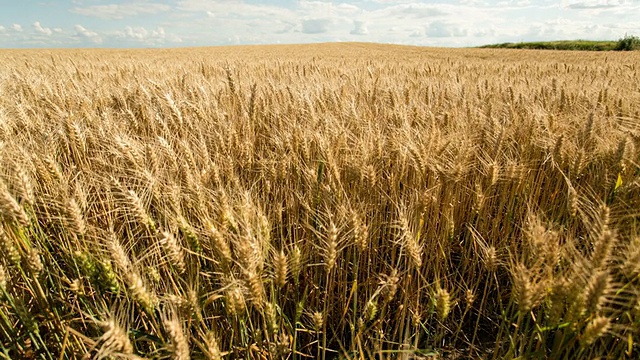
<box><xmin>96</xmin><ymin>319</ymin><xmax>134</xmax><ymax>359</ymax></box>
<box><xmin>0</xmin><ymin>179</ymin><xmax>29</xmax><ymax>226</ymax></box>
<box><xmin>164</xmin><ymin>316</ymin><xmax>190</xmax><ymax>360</ymax></box>
<box><xmin>581</xmin><ymin>316</ymin><xmax>610</xmax><ymax>347</ymax></box>
<box><xmin>159</xmin><ymin>231</ymin><xmax>186</xmax><ymax>274</ymax></box>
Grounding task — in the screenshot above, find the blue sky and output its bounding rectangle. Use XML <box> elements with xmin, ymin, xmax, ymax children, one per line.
<box><xmin>0</xmin><ymin>0</ymin><xmax>639</xmax><ymax>48</ymax></box>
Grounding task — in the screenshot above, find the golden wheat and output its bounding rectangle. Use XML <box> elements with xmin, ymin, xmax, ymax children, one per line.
<box><xmin>0</xmin><ymin>43</ymin><xmax>638</xmax><ymax>359</ymax></box>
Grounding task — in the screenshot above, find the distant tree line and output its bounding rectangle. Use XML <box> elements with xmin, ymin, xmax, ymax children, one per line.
<box><xmin>615</xmin><ymin>34</ymin><xmax>640</xmax><ymax>51</ymax></box>
<box><xmin>481</xmin><ymin>34</ymin><xmax>639</xmax><ymax>51</ymax></box>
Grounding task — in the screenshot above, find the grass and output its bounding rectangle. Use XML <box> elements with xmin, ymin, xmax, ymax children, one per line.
<box><xmin>0</xmin><ymin>43</ymin><xmax>639</xmax><ymax>359</ymax></box>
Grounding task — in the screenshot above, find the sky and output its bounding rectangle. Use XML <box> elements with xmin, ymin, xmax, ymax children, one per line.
<box><xmin>0</xmin><ymin>0</ymin><xmax>639</xmax><ymax>48</ymax></box>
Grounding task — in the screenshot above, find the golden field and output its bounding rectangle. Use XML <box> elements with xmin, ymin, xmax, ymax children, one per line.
<box><xmin>0</xmin><ymin>43</ymin><xmax>639</xmax><ymax>359</ymax></box>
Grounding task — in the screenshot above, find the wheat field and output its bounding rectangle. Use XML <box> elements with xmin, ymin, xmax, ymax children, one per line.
<box><xmin>0</xmin><ymin>43</ymin><xmax>639</xmax><ymax>359</ymax></box>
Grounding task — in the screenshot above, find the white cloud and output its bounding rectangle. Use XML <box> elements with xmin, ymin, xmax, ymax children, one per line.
<box><xmin>172</xmin><ymin>0</ymin><xmax>451</xmax><ymax>44</ymax></box>
<box><xmin>123</xmin><ymin>26</ymin><xmax>149</xmax><ymax>40</ymax></box>
<box><xmin>474</xmin><ymin>26</ymin><xmax>496</xmax><ymax>38</ymax></box>
<box><xmin>426</xmin><ymin>21</ymin><xmax>468</xmax><ymax>37</ymax></box>
<box><xmin>71</xmin><ymin>3</ymin><xmax>171</xmax><ymax>20</ymax></box>
<box><xmin>378</xmin><ymin>3</ymin><xmax>450</xmax><ymax>19</ymax></box>
<box><xmin>409</xmin><ymin>28</ymin><xmax>423</xmax><ymax>37</ymax></box>
<box><xmin>529</xmin><ymin>16</ymin><xmax>637</xmax><ymax>41</ymax></box>
<box><xmin>178</xmin><ymin>0</ymin><xmax>295</xmax><ymax>20</ymax></box>
<box><xmin>0</xmin><ymin>26</ymin><xmax>5</xmax><ymax>33</ymax></box>
<box><xmin>337</xmin><ymin>3</ymin><xmax>360</xmax><ymax>12</ymax></box>
<box><xmin>302</xmin><ymin>18</ymin><xmax>332</xmax><ymax>34</ymax></box>
<box><xmin>370</xmin><ymin>0</ymin><xmax>413</xmax><ymax>3</ymax></box>
<box><xmin>566</xmin><ymin>0</ymin><xmax>622</xmax><ymax>9</ymax></box>
<box><xmin>118</xmin><ymin>26</ymin><xmax>182</xmax><ymax>45</ymax></box>
<box><xmin>11</xmin><ymin>24</ymin><xmax>23</xmax><ymax>32</ymax></box>
<box><xmin>33</xmin><ymin>22</ymin><xmax>53</xmax><ymax>36</ymax></box>
<box><xmin>351</xmin><ymin>20</ymin><xmax>368</xmax><ymax>35</ymax></box>
<box><xmin>74</xmin><ymin>24</ymin><xmax>102</xmax><ymax>43</ymax></box>
<box><xmin>497</xmin><ymin>0</ymin><xmax>532</xmax><ymax>6</ymax></box>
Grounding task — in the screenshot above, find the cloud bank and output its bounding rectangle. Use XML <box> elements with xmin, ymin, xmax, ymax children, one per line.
<box><xmin>0</xmin><ymin>0</ymin><xmax>638</xmax><ymax>48</ymax></box>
